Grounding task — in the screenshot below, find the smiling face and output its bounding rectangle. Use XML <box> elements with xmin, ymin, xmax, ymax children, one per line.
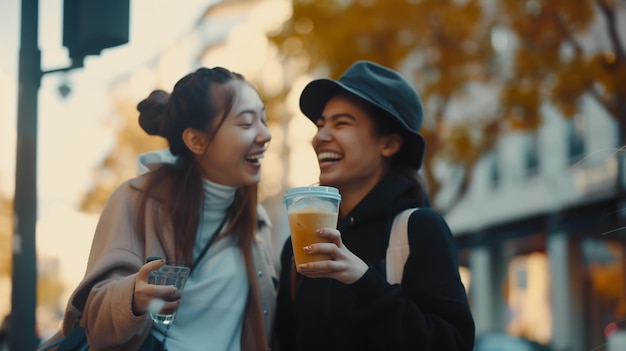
<box><xmin>312</xmin><ymin>94</ymin><xmax>401</xmax><ymax>199</ymax></box>
<box><xmin>190</xmin><ymin>80</ymin><xmax>271</xmax><ymax>187</ymax></box>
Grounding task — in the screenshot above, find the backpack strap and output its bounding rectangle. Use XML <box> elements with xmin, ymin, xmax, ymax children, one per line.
<box><xmin>386</xmin><ymin>208</ymin><xmax>419</xmax><ymax>284</ymax></box>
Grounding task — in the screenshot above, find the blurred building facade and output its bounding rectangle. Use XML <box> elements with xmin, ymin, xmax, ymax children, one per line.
<box><xmin>447</xmin><ymin>96</ymin><xmax>624</xmax><ymax>351</ymax></box>
<box><xmin>436</xmin><ymin>17</ymin><xmax>626</xmax><ymax>351</ymax></box>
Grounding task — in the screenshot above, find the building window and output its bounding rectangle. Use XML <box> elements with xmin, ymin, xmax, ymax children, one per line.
<box><xmin>490</xmin><ymin>152</ymin><xmax>500</xmax><ymax>188</ymax></box>
<box><xmin>505</xmin><ymin>252</ymin><xmax>552</xmax><ymax>345</ymax></box>
<box><xmin>525</xmin><ymin>134</ymin><xmax>539</xmax><ymax>176</ymax></box>
<box><xmin>584</xmin><ymin>238</ymin><xmax>626</xmax><ymax>347</ymax></box>
<box><xmin>567</xmin><ymin>115</ymin><xmax>585</xmax><ymax>163</ymax></box>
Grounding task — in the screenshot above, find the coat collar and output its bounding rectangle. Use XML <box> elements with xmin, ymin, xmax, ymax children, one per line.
<box><xmin>338</xmin><ymin>172</ymin><xmax>420</xmax><ymax>230</ymax></box>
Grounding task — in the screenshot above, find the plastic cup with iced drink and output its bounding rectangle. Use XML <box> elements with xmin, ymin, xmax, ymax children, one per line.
<box><xmin>283</xmin><ymin>186</ymin><xmax>341</xmax><ymax>272</ymax></box>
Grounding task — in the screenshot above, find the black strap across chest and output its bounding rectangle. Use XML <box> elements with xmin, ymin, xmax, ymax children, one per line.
<box><xmin>191</xmin><ymin>215</ymin><xmax>228</xmax><ymax>274</ymax></box>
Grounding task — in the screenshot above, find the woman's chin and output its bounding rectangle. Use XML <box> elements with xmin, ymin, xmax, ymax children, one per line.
<box><xmin>318</xmin><ymin>174</ymin><xmax>340</xmax><ymax>188</ymax></box>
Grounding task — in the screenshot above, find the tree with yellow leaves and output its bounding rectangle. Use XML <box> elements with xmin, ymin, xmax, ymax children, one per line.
<box><xmin>271</xmin><ymin>0</ymin><xmax>625</xmax><ymax>208</ymax></box>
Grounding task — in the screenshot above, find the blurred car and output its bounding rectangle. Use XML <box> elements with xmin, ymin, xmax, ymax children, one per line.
<box><xmin>474</xmin><ymin>333</ymin><xmax>550</xmax><ymax>351</ymax></box>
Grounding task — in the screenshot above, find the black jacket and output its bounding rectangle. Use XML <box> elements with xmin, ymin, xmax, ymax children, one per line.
<box><xmin>276</xmin><ymin>172</ymin><xmax>475</xmax><ymax>350</ymax></box>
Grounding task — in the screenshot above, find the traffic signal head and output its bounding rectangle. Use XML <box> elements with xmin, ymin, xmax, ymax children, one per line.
<box><xmin>63</xmin><ymin>0</ymin><xmax>130</xmax><ymax>63</ymax></box>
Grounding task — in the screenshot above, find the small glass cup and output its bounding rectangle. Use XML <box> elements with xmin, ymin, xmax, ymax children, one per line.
<box><xmin>147</xmin><ymin>261</ymin><xmax>190</xmax><ymax>325</ymax></box>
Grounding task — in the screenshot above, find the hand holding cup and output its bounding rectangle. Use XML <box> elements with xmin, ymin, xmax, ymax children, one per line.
<box><xmin>284</xmin><ymin>186</ymin><xmax>341</xmax><ymax>272</ymax></box>
<box><xmin>133</xmin><ymin>258</ymin><xmax>189</xmax><ymax>325</ymax></box>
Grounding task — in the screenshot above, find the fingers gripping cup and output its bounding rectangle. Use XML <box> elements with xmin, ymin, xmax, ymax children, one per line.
<box><xmin>283</xmin><ymin>186</ymin><xmax>341</xmax><ymax>272</ymax></box>
<box><xmin>147</xmin><ymin>261</ymin><xmax>190</xmax><ymax>325</ymax></box>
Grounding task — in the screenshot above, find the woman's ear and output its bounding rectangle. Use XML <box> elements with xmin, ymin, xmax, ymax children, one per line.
<box><xmin>381</xmin><ymin>133</ymin><xmax>403</xmax><ymax>158</ymax></box>
<box><xmin>182</xmin><ymin>128</ymin><xmax>208</xmax><ymax>155</ymax></box>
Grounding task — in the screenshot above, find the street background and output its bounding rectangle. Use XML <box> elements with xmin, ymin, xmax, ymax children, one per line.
<box><xmin>1</xmin><ymin>1</ymin><xmax>625</xmax><ymax>350</ymax></box>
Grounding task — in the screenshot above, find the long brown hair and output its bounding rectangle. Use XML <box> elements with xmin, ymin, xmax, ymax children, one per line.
<box><xmin>135</xmin><ymin>67</ymin><xmax>259</xmax><ymax>267</ymax></box>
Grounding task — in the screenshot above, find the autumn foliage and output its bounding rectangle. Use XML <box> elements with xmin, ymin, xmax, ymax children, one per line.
<box><xmin>270</xmin><ymin>0</ymin><xmax>625</xmax><ymax>207</ymax></box>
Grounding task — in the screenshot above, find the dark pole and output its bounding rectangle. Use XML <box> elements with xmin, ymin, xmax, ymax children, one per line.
<box><xmin>10</xmin><ymin>1</ymin><xmax>129</xmax><ymax>348</ymax></box>
<box><xmin>12</xmin><ymin>0</ymin><xmax>41</xmax><ymax>349</ymax></box>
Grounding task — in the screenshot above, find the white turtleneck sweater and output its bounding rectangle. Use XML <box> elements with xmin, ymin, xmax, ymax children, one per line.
<box><xmin>140</xmin><ymin>150</ymin><xmax>248</xmax><ymax>351</ymax></box>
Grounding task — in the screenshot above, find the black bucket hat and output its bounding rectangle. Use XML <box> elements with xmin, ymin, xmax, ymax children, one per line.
<box><xmin>299</xmin><ymin>60</ymin><xmax>426</xmax><ymax>170</ymax></box>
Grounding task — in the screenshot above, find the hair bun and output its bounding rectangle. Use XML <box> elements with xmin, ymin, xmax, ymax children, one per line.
<box><xmin>137</xmin><ymin>90</ymin><xmax>169</xmax><ymax>136</ymax></box>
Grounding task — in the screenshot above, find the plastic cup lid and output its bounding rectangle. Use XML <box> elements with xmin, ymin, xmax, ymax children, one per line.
<box><xmin>283</xmin><ymin>186</ymin><xmax>341</xmax><ymax>203</ymax></box>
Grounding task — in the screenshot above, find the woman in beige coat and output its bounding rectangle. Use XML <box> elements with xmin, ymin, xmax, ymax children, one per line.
<box><xmin>40</xmin><ymin>67</ymin><xmax>277</xmax><ymax>351</ymax></box>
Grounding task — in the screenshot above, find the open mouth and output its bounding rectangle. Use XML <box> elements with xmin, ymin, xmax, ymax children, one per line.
<box><xmin>317</xmin><ymin>151</ymin><xmax>342</xmax><ymax>164</ymax></box>
<box><xmin>245</xmin><ymin>152</ymin><xmax>264</xmax><ymax>164</ymax></box>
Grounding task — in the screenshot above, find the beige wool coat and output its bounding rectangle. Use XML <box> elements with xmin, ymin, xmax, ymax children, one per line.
<box><xmin>40</xmin><ymin>174</ymin><xmax>278</xmax><ymax>351</ymax></box>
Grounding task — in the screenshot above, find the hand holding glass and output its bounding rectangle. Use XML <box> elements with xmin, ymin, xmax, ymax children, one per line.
<box><xmin>147</xmin><ymin>262</ymin><xmax>190</xmax><ymax>325</ymax></box>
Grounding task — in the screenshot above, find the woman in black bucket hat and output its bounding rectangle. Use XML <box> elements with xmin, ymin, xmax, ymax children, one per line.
<box><xmin>276</xmin><ymin>61</ymin><xmax>475</xmax><ymax>350</ymax></box>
